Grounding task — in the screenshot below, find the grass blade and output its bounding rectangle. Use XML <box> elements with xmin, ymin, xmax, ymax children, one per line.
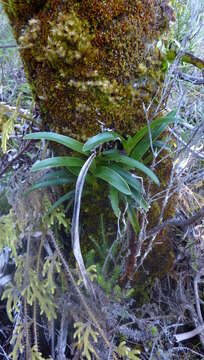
<box><xmin>127</xmin><ymin>206</ymin><xmax>140</xmax><ymax>234</ymax></box>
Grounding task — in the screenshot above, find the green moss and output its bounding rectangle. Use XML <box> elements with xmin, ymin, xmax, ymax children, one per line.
<box><xmin>44</xmin><ymin>11</ymin><xmax>96</xmax><ymax>67</ymax></box>
<box><xmin>3</xmin><ymin>0</ymin><xmax>174</xmax><ymax>139</ymax></box>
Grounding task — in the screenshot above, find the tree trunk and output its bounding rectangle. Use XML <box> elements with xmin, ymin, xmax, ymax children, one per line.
<box><xmin>2</xmin><ymin>0</ymin><xmax>175</xmax><ymax>282</ymax></box>
<box><xmin>2</xmin><ymin>0</ymin><xmax>173</xmax><ymax>138</ymax></box>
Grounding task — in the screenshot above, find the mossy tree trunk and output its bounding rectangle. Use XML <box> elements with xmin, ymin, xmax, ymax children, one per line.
<box><xmin>2</xmin><ymin>0</ymin><xmax>173</xmax><ymax>138</ymax></box>
<box><xmin>2</xmin><ymin>0</ymin><xmax>175</xmax><ymax>282</ymax></box>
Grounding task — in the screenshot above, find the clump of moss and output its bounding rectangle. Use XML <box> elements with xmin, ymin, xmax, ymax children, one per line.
<box><xmin>18</xmin><ymin>18</ymin><xmax>41</xmax><ymax>53</ymax></box>
<box><xmin>44</xmin><ymin>11</ymin><xmax>96</xmax><ymax>69</ymax></box>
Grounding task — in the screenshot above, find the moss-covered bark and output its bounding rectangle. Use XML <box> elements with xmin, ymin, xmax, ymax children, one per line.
<box><xmin>3</xmin><ymin>0</ymin><xmax>173</xmax><ymax>139</ymax></box>
<box><xmin>2</xmin><ymin>0</ymin><xmax>176</xmax><ymax>283</ymax></box>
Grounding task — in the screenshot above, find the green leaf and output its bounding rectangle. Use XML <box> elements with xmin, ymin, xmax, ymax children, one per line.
<box><xmin>109</xmin><ymin>186</ymin><xmax>120</xmax><ymax>218</ymax></box>
<box><xmin>28</xmin><ymin>176</ymin><xmax>75</xmax><ymax>192</ymax></box>
<box><xmin>83</xmin><ymin>131</ymin><xmax>121</xmax><ymax>152</ymax></box>
<box><xmin>1</xmin><ymin>94</ymin><xmax>22</xmax><ymax>153</ymax></box>
<box><xmin>102</xmin><ymin>153</ymin><xmax>160</xmax><ymax>185</ymax></box>
<box><xmin>37</xmin><ymin>169</ymin><xmax>72</xmax><ymax>180</ymax></box>
<box><xmin>127</xmin><ymin>207</ymin><xmax>140</xmax><ymax>234</ymax></box>
<box><xmin>31</xmin><ymin>156</ymin><xmax>84</xmax><ymax>172</ymax></box>
<box><xmin>131</xmin><ymin>123</ymin><xmax>167</xmax><ymax>160</ymax></box>
<box><xmin>128</xmin><ymin>188</ymin><xmax>149</xmax><ymax>211</ymax></box>
<box><xmin>95</xmin><ymin>166</ymin><xmax>131</xmax><ymax>195</ymax></box>
<box><xmin>48</xmin><ymin>190</ymin><xmax>75</xmax><ymax>213</ymax></box>
<box><xmin>24</xmin><ymin>132</ymin><xmax>84</xmax><ymax>154</ymax></box>
<box><xmin>125</xmin><ymin>110</ymin><xmax>177</xmax><ymax>155</ymax></box>
<box><xmin>111</xmin><ymin>165</ymin><xmax>142</xmax><ymax>193</ymax></box>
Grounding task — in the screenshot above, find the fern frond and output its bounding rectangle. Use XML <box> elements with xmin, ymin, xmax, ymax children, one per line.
<box><xmin>2</xmin><ymin>284</ymin><xmax>20</xmax><ymax>322</ymax></box>
<box><xmin>117</xmin><ymin>341</ymin><xmax>140</xmax><ymax>360</ymax></box>
<box><xmin>73</xmin><ymin>322</ymin><xmax>99</xmax><ymax>360</ymax></box>
<box><xmin>43</xmin><ymin>197</ymin><xmax>70</xmax><ymax>229</ymax></box>
<box><xmin>0</xmin><ymin>210</ymin><xmax>19</xmax><ymax>260</ymax></box>
<box><xmin>77</xmin><ymin>264</ymin><xmax>97</xmax><ymax>286</ymax></box>
<box><xmin>10</xmin><ymin>323</ymin><xmax>25</xmax><ymax>360</ymax></box>
<box><xmin>31</xmin><ymin>345</ymin><xmax>53</xmax><ymax>360</ymax></box>
<box><xmin>1</xmin><ymin>94</ymin><xmax>21</xmax><ymax>153</ymax></box>
<box><xmin>21</xmin><ymin>269</ymin><xmax>57</xmax><ymax>321</ymax></box>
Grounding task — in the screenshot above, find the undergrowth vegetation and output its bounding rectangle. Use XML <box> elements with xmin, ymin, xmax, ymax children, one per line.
<box><xmin>0</xmin><ymin>1</ymin><xmax>204</xmax><ymax>359</ymax></box>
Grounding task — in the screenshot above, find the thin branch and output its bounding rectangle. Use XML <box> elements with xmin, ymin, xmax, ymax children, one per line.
<box><xmin>0</xmin><ymin>44</ymin><xmax>17</xmax><ymax>49</ymax></box>
<box><xmin>167</xmin><ymin>50</ymin><xmax>204</xmax><ymax>70</ymax></box>
<box><xmin>177</xmin><ymin>72</ymin><xmax>204</xmax><ymax>85</ymax></box>
<box><xmin>182</xmin><ymin>52</ymin><xmax>204</xmax><ymax>70</ymax></box>
<box><xmin>147</xmin><ymin>206</ymin><xmax>204</xmax><ymax>238</ymax></box>
<box><xmin>174</xmin><ymin>324</ymin><xmax>204</xmax><ymax>342</ymax></box>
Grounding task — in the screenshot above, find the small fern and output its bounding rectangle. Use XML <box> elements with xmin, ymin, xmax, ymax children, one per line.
<box><xmin>73</xmin><ymin>322</ymin><xmax>99</xmax><ymax>360</ymax></box>
<box><xmin>31</xmin><ymin>346</ymin><xmax>52</xmax><ymax>360</ymax></box>
<box><xmin>1</xmin><ymin>94</ymin><xmax>22</xmax><ymax>153</ymax></box>
<box><xmin>0</xmin><ymin>210</ymin><xmax>19</xmax><ymax>260</ymax></box>
<box><xmin>1</xmin><ymin>283</ymin><xmax>20</xmax><ymax>322</ymax></box>
<box><xmin>77</xmin><ymin>264</ymin><xmax>97</xmax><ymax>286</ymax></box>
<box><xmin>10</xmin><ymin>323</ymin><xmax>25</xmax><ymax>360</ymax></box>
<box><xmin>21</xmin><ymin>269</ymin><xmax>57</xmax><ymax>321</ymax></box>
<box><xmin>117</xmin><ymin>341</ymin><xmax>140</xmax><ymax>360</ymax></box>
<box><xmin>43</xmin><ymin>197</ymin><xmax>70</xmax><ymax>229</ymax></box>
<box><xmin>42</xmin><ymin>255</ymin><xmax>61</xmax><ymax>294</ymax></box>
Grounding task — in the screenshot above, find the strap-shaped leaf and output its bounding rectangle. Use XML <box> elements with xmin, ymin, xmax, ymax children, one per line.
<box><xmin>24</xmin><ymin>132</ymin><xmax>84</xmax><ymax>154</ymax></box>
<box><xmin>28</xmin><ymin>176</ymin><xmax>75</xmax><ymax>192</ymax></box>
<box><xmin>109</xmin><ymin>186</ymin><xmax>120</xmax><ymax>218</ymax></box>
<box><xmin>131</xmin><ymin>123</ymin><xmax>167</xmax><ymax>160</ymax></box>
<box><xmin>31</xmin><ymin>156</ymin><xmax>84</xmax><ymax>172</ymax></box>
<box><xmin>95</xmin><ymin>166</ymin><xmax>131</xmax><ymax>195</ymax></box>
<box><xmin>127</xmin><ymin>206</ymin><xmax>140</xmax><ymax>234</ymax></box>
<box><xmin>111</xmin><ymin>165</ymin><xmax>142</xmax><ymax>193</ymax></box>
<box><xmin>124</xmin><ymin>110</ymin><xmax>177</xmax><ymax>155</ymax></box>
<box><xmin>83</xmin><ymin>132</ymin><xmax>121</xmax><ymax>152</ymax></box>
<box><xmin>37</xmin><ymin>169</ymin><xmax>72</xmax><ymax>181</ymax></box>
<box><xmin>48</xmin><ymin>190</ymin><xmax>75</xmax><ymax>213</ymax></box>
<box><xmin>129</xmin><ymin>188</ymin><xmax>149</xmax><ymax>211</ymax></box>
<box><xmin>102</xmin><ymin>153</ymin><xmax>160</xmax><ymax>185</ymax></box>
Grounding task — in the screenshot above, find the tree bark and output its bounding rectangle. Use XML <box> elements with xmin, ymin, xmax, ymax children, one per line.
<box><xmin>2</xmin><ymin>0</ymin><xmax>173</xmax><ymax>139</ymax></box>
